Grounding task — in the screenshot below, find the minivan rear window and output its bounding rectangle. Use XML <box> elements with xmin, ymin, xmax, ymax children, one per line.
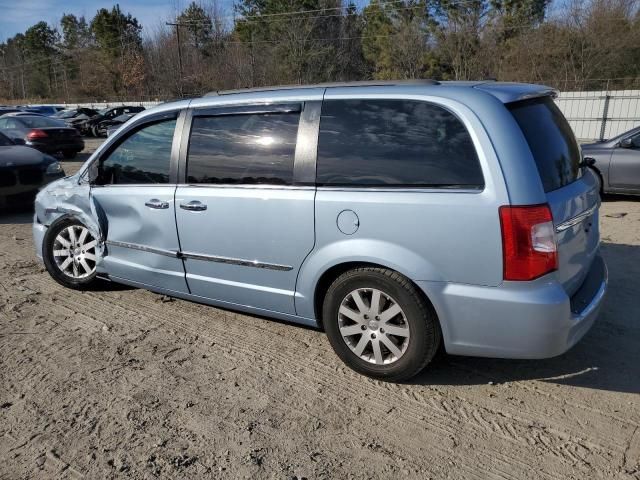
<box><xmin>508</xmin><ymin>97</ymin><xmax>581</xmax><ymax>192</ymax></box>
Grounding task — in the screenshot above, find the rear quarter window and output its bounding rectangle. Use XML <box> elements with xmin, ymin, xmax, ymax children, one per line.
<box><xmin>508</xmin><ymin>97</ymin><xmax>581</xmax><ymax>192</ymax></box>
<box><xmin>316</xmin><ymin>99</ymin><xmax>484</xmax><ymax>188</ymax></box>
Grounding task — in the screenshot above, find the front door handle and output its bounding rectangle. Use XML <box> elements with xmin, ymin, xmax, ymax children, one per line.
<box><xmin>145</xmin><ymin>199</ymin><xmax>169</xmax><ymax>209</ymax></box>
<box><xmin>180</xmin><ymin>200</ymin><xmax>207</xmax><ymax>211</ymax></box>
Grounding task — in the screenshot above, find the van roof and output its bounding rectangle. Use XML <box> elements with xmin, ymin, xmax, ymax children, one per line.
<box><xmin>135</xmin><ymin>80</ymin><xmax>557</xmax><ymax>122</ymax></box>
<box><xmin>204</xmin><ymin>80</ymin><xmax>557</xmax><ymax>104</ymax></box>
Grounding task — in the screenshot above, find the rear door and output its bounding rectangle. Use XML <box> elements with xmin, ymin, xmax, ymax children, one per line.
<box><xmin>90</xmin><ymin>111</ymin><xmax>189</xmax><ymax>293</ymax></box>
<box><xmin>174</xmin><ymin>103</ymin><xmax>318</xmax><ymax>314</ymax></box>
<box><xmin>508</xmin><ymin>97</ymin><xmax>600</xmax><ymax>295</ymax></box>
<box><xmin>609</xmin><ymin>132</ymin><xmax>640</xmax><ymax>190</ymax></box>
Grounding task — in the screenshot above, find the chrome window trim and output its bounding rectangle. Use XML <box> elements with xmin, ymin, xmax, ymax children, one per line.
<box><xmin>192</xmin><ymin>103</ymin><xmax>302</xmax><ymax>117</ymax></box>
<box><xmin>181</xmin><ymin>183</ymin><xmax>315</xmax><ymax>191</ymax></box>
<box><xmin>316</xmin><ymin>186</ymin><xmax>483</xmax><ymax>194</ymax></box>
<box><xmin>555</xmin><ymin>203</ymin><xmax>599</xmax><ymax>232</ymax></box>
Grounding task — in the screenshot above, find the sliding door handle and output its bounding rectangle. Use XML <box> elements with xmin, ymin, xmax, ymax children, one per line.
<box><xmin>145</xmin><ymin>199</ymin><xmax>169</xmax><ymax>209</ymax></box>
<box><xmin>180</xmin><ymin>200</ymin><xmax>207</xmax><ymax>211</ymax></box>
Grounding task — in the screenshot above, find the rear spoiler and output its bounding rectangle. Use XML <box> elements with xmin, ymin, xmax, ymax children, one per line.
<box><xmin>512</xmin><ymin>89</ymin><xmax>558</xmax><ymax>102</ymax></box>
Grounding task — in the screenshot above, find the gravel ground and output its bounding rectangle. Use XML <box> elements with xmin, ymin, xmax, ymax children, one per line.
<box><xmin>1</xmin><ymin>139</ymin><xmax>639</xmax><ymax>479</ymax></box>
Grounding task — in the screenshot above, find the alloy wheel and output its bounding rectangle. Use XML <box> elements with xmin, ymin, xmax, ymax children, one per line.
<box><xmin>52</xmin><ymin>225</ymin><xmax>97</xmax><ymax>279</ymax></box>
<box><xmin>338</xmin><ymin>288</ymin><xmax>410</xmax><ymax>365</ymax></box>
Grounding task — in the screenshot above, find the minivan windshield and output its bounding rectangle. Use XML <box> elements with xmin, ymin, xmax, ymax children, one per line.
<box><xmin>508</xmin><ymin>97</ymin><xmax>581</xmax><ymax>192</ymax></box>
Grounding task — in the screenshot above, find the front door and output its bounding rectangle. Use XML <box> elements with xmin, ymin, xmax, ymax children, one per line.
<box><xmin>90</xmin><ymin>114</ymin><xmax>189</xmax><ymax>293</ymax></box>
<box><xmin>609</xmin><ymin>132</ymin><xmax>640</xmax><ymax>190</ymax></box>
<box><xmin>175</xmin><ymin>105</ymin><xmax>316</xmax><ymax>314</ymax></box>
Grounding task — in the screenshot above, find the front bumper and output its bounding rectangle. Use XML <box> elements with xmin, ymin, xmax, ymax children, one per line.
<box><xmin>0</xmin><ymin>171</ymin><xmax>65</xmax><ymax>208</ymax></box>
<box><xmin>418</xmin><ymin>254</ymin><xmax>608</xmax><ymax>359</ymax></box>
<box><xmin>33</xmin><ymin>218</ymin><xmax>47</xmax><ymax>261</ymax></box>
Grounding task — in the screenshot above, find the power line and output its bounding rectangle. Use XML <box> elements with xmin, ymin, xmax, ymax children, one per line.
<box><xmin>166</xmin><ymin>22</ymin><xmax>184</xmax><ymax>96</ymax></box>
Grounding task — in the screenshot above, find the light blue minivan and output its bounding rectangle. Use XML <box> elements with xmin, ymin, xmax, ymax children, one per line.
<box><xmin>33</xmin><ymin>80</ymin><xmax>607</xmax><ymax>381</ymax></box>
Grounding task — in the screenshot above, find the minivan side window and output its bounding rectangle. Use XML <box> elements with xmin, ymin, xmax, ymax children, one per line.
<box><xmin>186</xmin><ymin>112</ymin><xmax>300</xmax><ymax>185</ymax></box>
<box><xmin>96</xmin><ymin>119</ymin><xmax>176</xmax><ymax>185</ymax></box>
<box><xmin>316</xmin><ymin>99</ymin><xmax>484</xmax><ymax>188</ymax></box>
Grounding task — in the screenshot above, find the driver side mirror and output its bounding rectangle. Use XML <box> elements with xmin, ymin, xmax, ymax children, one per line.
<box><xmin>12</xmin><ymin>137</ymin><xmax>25</xmax><ymax>145</ymax></box>
<box><xmin>620</xmin><ymin>138</ymin><xmax>633</xmax><ymax>148</ymax></box>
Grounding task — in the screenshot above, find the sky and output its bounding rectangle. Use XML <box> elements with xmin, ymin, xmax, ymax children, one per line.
<box><xmin>0</xmin><ymin>0</ymin><xmax>211</xmax><ymax>42</ymax></box>
<box><xmin>0</xmin><ymin>0</ymin><xmax>565</xmax><ymax>44</ymax></box>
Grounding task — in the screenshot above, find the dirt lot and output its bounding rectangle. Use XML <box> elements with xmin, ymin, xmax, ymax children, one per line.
<box><xmin>1</xmin><ymin>140</ymin><xmax>639</xmax><ymax>479</ymax></box>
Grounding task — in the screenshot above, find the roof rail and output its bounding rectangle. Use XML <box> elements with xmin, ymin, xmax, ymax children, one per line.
<box><xmin>205</xmin><ymin>79</ymin><xmax>440</xmax><ymax>97</ymax></box>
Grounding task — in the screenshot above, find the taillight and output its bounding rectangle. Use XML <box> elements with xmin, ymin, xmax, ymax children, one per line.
<box><xmin>26</xmin><ymin>129</ymin><xmax>48</xmax><ymax>141</ymax></box>
<box><xmin>499</xmin><ymin>204</ymin><xmax>558</xmax><ymax>281</ymax></box>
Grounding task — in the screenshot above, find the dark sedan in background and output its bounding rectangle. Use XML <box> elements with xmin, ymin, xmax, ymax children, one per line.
<box><xmin>102</xmin><ymin>113</ymin><xmax>135</xmax><ymax>137</ymax></box>
<box><xmin>0</xmin><ymin>132</ymin><xmax>65</xmax><ymax>208</ymax></box>
<box><xmin>54</xmin><ymin>107</ymin><xmax>99</xmax><ymax>122</ymax></box>
<box><xmin>0</xmin><ymin>114</ymin><xmax>84</xmax><ymax>159</ymax></box>
<box><xmin>583</xmin><ymin>126</ymin><xmax>640</xmax><ymax>195</ymax></box>
<box><xmin>80</xmin><ymin>106</ymin><xmax>145</xmax><ymax>137</ymax></box>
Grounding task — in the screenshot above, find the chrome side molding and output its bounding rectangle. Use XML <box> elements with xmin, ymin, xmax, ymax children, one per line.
<box><xmin>180</xmin><ymin>251</ymin><xmax>293</xmax><ymax>271</ymax></box>
<box><xmin>105</xmin><ymin>240</ymin><xmax>179</xmax><ymax>258</ymax></box>
<box><xmin>105</xmin><ymin>240</ymin><xmax>292</xmax><ymax>271</ymax></box>
<box><xmin>555</xmin><ymin>203</ymin><xmax>599</xmax><ymax>233</ymax></box>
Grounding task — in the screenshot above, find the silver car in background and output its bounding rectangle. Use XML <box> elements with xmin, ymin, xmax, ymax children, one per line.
<box><xmin>32</xmin><ymin>80</ymin><xmax>607</xmax><ymax>381</ymax></box>
<box><xmin>582</xmin><ymin>126</ymin><xmax>640</xmax><ymax>195</ymax></box>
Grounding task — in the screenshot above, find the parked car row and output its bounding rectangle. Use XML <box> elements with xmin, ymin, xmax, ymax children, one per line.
<box><xmin>53</xmin><ymin>106</ymin><xmax>145</xmax><ymax>137</ymax></box>
<box><xmin>0</xmin><ymin>104</ymin><xmax>145</xmax><ymax>138</ymax></box>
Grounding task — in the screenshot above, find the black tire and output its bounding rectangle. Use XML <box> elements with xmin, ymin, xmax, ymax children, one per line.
<box><xmin>62</xmin><ymin>150</ymin><xmax>77</xmax><ymax>159</ymax></box>
<box><xmin>42</xmin><ymin>216</ymin><xmax>99</xmax><ymax>290</ymax></box>
<box><xmin>323</xmin><ymin>267</ymin><xmax>441</xmax><ymax>382</ymax></box>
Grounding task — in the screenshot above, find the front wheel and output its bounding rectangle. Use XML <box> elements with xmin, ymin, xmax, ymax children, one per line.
<box><xmin>42</xmin><ymin>217</ymin><xmax>99</xmax><ymax>290</ymax></box>
<box><xmin>323</xmin><ymin>267</ymin><xmax>441</xmax><ymax>382</ymax></box>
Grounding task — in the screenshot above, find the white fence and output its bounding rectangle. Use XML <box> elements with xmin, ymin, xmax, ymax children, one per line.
<box><xmin>60</xmin><ymin>101</ymin><xmax>162</xmax><ymax>110</ymax></box>
<box><xmin>52</xmin><ymin>88</ymin><xmax>640</xmax><ymax>142</ymax></box>
<box><xmin>556</xmin><ymin>90</ymin><xmax>640</xmax><ymax>141</ymax></box>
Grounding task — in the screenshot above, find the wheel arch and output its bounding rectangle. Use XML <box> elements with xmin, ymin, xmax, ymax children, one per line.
<box><xmin>295</xmin><ymin>239</ymin><xmax>445</xmax><ymax>321</ymax></box>
<box><xmin>311</xmin><ymin>261</ymin><xmax>441</xmax><ymax>333</ymax></box>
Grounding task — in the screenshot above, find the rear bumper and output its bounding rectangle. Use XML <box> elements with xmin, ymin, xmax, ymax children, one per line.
<box><xmin>28</xmin><ymin>140</ymin><xmax>84</xmax><ymax>153</ymax></box>
<box><xmin>418</xmin><ymin>254</ymin><xmax>607</xmax><ymax>359</ymax></box>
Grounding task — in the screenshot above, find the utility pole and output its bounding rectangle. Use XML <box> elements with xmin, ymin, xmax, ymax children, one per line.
<box><xmin>166</xmin><ymin>22</ymin><xmax>184</xmax><ymax>97</ymax></box>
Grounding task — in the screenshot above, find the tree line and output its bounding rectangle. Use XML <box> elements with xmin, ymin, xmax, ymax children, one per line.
<box><xmin>0</xmin><ymin>0</ymin><xmax>638</xmax><ymax>103</ymax></box>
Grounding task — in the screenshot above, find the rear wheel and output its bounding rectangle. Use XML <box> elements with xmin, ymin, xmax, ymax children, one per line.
<box><xmin>62</xmin><ymin>150</ymin><xmax>77</xmax><ymax>159</ymax></box>
<box><xmin>43</xmin><ymin>217</ymin><xmax>99</xmax><ymax>290</ymax></box>
<box><xmin>323</xmin><ymin>267</ymin><xmax>441</xmax><ymax>382</ymax></box>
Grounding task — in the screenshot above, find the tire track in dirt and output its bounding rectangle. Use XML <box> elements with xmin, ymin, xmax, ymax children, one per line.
<box><xmin>4</xmin><ymin>293</ymin><xmax>444</xmax><ymax>479</ymax></box>
<box><xmin>19</xmin><ymin>274</ymin><xmax>627</xmax><ymax>479</ymax></box>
